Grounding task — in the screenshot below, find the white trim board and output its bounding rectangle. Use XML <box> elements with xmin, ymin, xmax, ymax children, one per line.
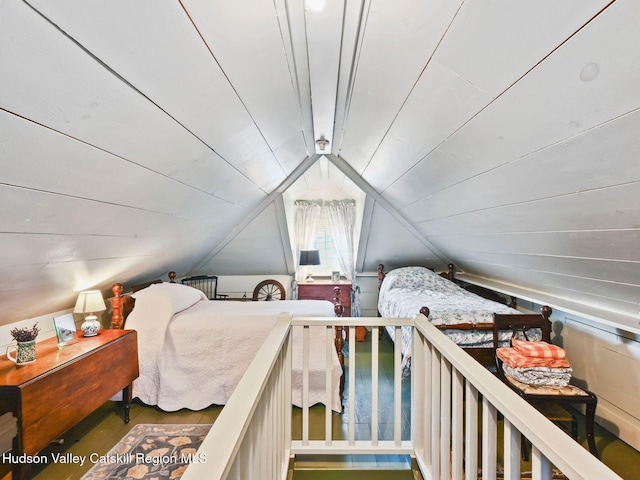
<box><xmin>457</xmin><ymin>273</ymin><xmax>640</xmax><ymax>336</ymax></box>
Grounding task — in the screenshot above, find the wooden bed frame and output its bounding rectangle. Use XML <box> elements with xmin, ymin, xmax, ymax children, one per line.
<box><xmin>110</xmin><ymin>271</ymin><xmax>347</xmax><ymax>399</ymax></box>
<box><xmin>377</xmin><ymin>263</ymin><xmax>552</xmax><ymax>367</ymax></box>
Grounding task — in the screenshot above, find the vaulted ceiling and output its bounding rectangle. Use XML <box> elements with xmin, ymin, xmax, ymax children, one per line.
<box><xmin>1</xmin><ymin>0</ymin><xmax>639</xmax><ymax>327</ymax></box>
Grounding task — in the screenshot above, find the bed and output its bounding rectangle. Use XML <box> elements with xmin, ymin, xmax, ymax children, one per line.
<box><xmin>377</xmin><ymin>264</ymin><xmax>550</xmax><ymax>368</ymax></box>
<box><xmin>110</xmin><ymin>277</ymin><xmax>344</xmax><ymax>413</ymax></box>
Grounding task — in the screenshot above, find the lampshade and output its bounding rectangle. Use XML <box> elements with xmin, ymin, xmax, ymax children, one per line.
<box><xmin>299</xmin><ymin>249</ymin><xmax>320</xmax><ymax>266</ymax></box>
<box><xmin>74</xmin><ymin>290</ymin><xmax>106</xmax><ymax>315</ymax></box>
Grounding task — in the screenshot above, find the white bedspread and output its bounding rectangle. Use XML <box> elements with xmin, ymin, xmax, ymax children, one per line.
<box><xmin>125</xmin><ymin>284</ymin><xmax>342</xmax><ymax>412</ymax></box>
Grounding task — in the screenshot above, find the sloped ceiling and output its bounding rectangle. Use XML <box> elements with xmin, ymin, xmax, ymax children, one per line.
<box><xmin>1</xmin><ymin>0</ymin><xmax>639</xmax><ymax>326</ymax></box>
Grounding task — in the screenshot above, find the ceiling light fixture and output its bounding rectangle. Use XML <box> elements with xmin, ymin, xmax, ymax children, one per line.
<box><xmin>316</xmin><ymin>137</ymin><xmax>329</xmax><ymax>151</ymax></box>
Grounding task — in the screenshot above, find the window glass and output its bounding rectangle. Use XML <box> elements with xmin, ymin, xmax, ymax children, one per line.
<box><xmin>313</xmin><ymin>209</ymin><xmax>340</xmax><ymax>275</ymax></box>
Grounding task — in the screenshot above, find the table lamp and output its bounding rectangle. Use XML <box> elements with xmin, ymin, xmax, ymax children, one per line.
<box><xmin>299</xmin><ymin>249</ymin><xmax>320</xmax><ymax>282</ymax></box>
<box><xmin>74</xmin><ymin>290</ymin><xmax>106</xmax><ymax>337</ymax></box>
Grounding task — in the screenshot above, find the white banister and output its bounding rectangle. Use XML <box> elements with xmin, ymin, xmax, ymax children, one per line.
<box><xmin>410</xmin><ymin>330</ymin><xmax>424</xmax><ymax>457</ymax></box>
<box><xmin>504</xmin><ymin>418</ymin><xmax>521</xmax><ymax>480</ymax></box>
<box><xmin>431</xmin><ymin>347</ymin><xmax>441</xmax><ymax>478</ymax></box>
<box><xmin>451</xmin><ymin>368</ymin><xmax>464</xmax><ymax>480</ymax></box>
<box><xmin>348</xmin><ymin>326</ymin><xmax>356</xmax><ymax>446</ymax></box>
<box><xmin>413</xmin><ymin>314</ymin><xmax>621</xmax><ymax>480</ymax></box>
<box><xmin>393</xmin><ymin>325</ymin><xmax>402</xmax><ymax>447</ymax></box>
<box><xmin>482</xmin><ymin>396</ymin><xmax>498</xmax><ymax>480</ymax></box>
<box><xmin>290</xmin><ymin>317</ymin><xmax>414</xmax><ymax>456</ymax></box>
<box><xmin>465</xmin><ymin>382</ymin><xmax>479</xmax><ymax>480</ymax></box>
<box><xmin>186</xmin><ymin>315</ymin><xmax>621</xmax><ymax>480</ymax></box>
<box><xmin>371</xmin><ymin>326</ymin><xmax>379</xmax><ymax>447</ymax></box>
<box><xmin>302</xmin><ymin>325</ymin><xmax>309</xmax><ymax>445</ymax></box>
<box><xmin>325</xmin><ymin>326</ymin><xmax>333</xmax><ymax>445</ymax></box>
<box><xmin>441</xmin><ymin>358</ymin><xmax>452</xmax><ymax>479</ymax></box>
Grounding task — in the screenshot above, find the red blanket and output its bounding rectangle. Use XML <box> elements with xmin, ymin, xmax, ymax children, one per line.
<box><xmin>511</xmin><ymin>338</ymin><xmax>566</xmax><ymax>359</ymax></box>
<box><xmin>497</xmin><ymin>347</ymin><xmax>571</xmax><ymax>369</ymax></box>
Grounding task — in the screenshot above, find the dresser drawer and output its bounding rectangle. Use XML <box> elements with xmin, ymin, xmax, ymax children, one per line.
<box><xmin>298</xmin><ymin>282</ymin><xmax>351</xmax><ymax>316</ymax></box>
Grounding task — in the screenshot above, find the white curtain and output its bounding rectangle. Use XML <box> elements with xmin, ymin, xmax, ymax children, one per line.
<box><xmin>325</xmin><ymin>199</ymin><xmax>361</xmax><ymax>317</ymax></box>
<box><xmin>293</xmin><ymin>200</ymin><xmax>322</xmax><ymax>296</ymax></box>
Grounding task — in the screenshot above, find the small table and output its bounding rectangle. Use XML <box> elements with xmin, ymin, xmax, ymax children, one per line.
<box><xmin>0</xmin><ymin>329</ymin><xmax>139</xmax><ymax>480</ymax></box>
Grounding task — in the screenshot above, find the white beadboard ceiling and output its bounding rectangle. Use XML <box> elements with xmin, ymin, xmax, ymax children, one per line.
<box><xmin>1</xmin><ymin>0</ymin><xmax>639</xmax><ymax>326</ymax></box>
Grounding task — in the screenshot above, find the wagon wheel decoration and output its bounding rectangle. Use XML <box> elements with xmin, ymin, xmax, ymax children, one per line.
<box><xmin>252</xmin><ymin>279</ymin><xmax>286</xmax><ymax>301</ymax></box>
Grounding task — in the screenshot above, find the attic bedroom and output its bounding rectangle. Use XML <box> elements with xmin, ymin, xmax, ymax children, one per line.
<box><xmin>1</xmin><ymin>0</ymin><xmax>639</xmax><ymax>478</ymax></box>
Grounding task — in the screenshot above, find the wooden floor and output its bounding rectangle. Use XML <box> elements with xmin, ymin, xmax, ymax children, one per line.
<box><xmin>15</xmin><ymin>332</ymin><xmax>640</xmax><ymax>480</ymax></box>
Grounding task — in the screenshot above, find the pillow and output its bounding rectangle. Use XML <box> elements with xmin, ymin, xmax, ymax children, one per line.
<box><xmin>132</xmin><ymin>282</ymin><xmax>207</xmax><ymax>315</ymax></box>
<box><xmin>384</xmin><ymin>266</ymin><xmax>438</xmax><ymax>290</ymax></box>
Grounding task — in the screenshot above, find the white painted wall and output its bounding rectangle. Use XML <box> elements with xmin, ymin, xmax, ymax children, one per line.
<box><xmin>555</xmin><ymin>308</ymin><xmax>640</xmax><ymax>451</ymax></box>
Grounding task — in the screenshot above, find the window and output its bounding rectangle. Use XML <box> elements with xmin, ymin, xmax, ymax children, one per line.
<box><xmin>313</xmin><ymin>208</ymin><xmax>341</xmax><ymax>276</ymax></box>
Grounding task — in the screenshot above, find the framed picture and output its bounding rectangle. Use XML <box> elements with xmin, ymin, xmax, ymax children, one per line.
<box><xmin>331</xmin><ymin>271</ymin><xmax>340</xmax><ymax>283</ymax></box>
<box><xmin>53</xmin><ymin>313</ymin><xmax>77</xmax><ymax>348</ymax></box>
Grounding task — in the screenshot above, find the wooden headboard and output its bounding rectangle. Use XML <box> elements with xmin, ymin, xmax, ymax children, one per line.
<box><xmin>110</xmin><ymin>272</ymin><xmax>175</xmax><ymax>328</ymax></box>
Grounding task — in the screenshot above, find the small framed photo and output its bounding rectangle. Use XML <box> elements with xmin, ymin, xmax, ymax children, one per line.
<box><xmin>331</xmin><ymin>271</ymin><xmax>340</xmax><ymax>283</ymax></box>
<box><xmin>53</xmin><ymin>313</ymin><xmax>77</xmax><ymax>348</ymax></box>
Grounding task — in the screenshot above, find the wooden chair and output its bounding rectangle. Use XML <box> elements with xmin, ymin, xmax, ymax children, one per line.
<box><xmin>492</xmin><ymin>310</ymin><xmax>599</xmax><ymax>459</ymax></box>
<box><xmin>181</xmin><ymin>275</ymin><xmax>228</xmax><ymax>300</ymax></box>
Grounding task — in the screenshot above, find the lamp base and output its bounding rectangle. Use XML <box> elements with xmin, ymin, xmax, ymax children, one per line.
<box><xmin>81</xmin><ymin>315</ymin><xmax>101</xmax><ymax>337</ymax></box>
<box><xmin>305</xmin><ymin>267</ymin><xmax>315</xmax><ymax>282</ymax></box>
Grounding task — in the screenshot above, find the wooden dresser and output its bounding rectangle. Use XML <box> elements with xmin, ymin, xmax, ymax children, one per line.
<box><xmin>298</xmin><ymin>280</ymin><xmax>352</xmax><ymax>317</ymax></box>
<box><xmin>298</xmin><ymin>280</ymin><xmax>368</xmax><ymax>341</ymax></box>
<box><xmin>0</xmin><ymin>329</ymin><xmax>138</xmax><ymax>480</ymax></box>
